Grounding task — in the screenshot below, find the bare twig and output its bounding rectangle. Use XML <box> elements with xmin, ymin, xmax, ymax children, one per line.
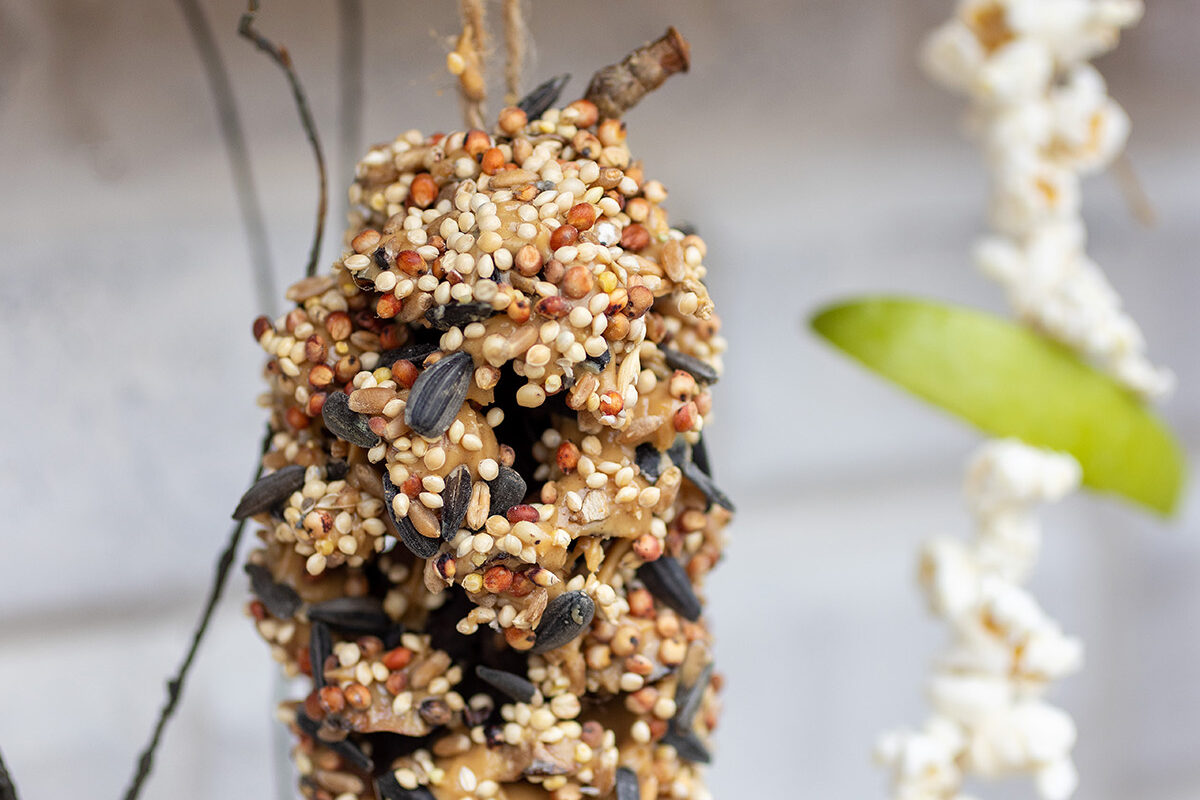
<box><xmin>337</xmin><ymin>0</ymin><xmax>364</xmax><ymax>220</ymax></box>
<box><xmin>119</xmin><ymin>8</ymin><xmax>295</xmax><ymax>799</ymax></box>
<box><xmin>0</xmin><ymin>744</ymin><xmax>18</xmax><ymax>800</ymax></box>
<box><xmin>239</xmin><ymin>2</ymin><xmax>327</xmax><ymax>278</ymax></box>
<box><xmin>120</xmin><ymin>5</ymin><xmax>326</xmax><ymax>799</ymax></box>
<box><xmin>585</xmin><ymin>27</ymin><xmax>691</xmax><ymax>119</ymax></box>
<box><xmin>175</xmin><ymin>0</ymin><xmax>277</xmax><ymax>314</ymax></box>
<box><xmin>120</xmin><ymin>432</ymin><xmax>271</xmax><ymax>800</ymax></box>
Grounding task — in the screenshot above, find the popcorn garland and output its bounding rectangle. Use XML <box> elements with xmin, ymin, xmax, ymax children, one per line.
<box><xmin>877</xmin><ymin>441</ymin><xmax>1083</xmax><ymax>800</ymax></box>
<box><xmin>924</xmin><ymin>0</ymin><xmax>1172</xmax><ymax>399</ymax></box>
<box><xmin>878</xmin><ymin>3</ymin><xmax>1171</xmax><ymax>798</ymax></box>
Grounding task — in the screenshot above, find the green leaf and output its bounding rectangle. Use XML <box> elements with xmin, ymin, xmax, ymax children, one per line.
<box><xmin>811</xmin><ymin>296</ymin><xmax>1185</xmax><ymax>515</ymax></box>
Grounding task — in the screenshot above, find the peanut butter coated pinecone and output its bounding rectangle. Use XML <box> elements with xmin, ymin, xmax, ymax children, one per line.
<box><xmin>236</xmin><ymin>92</ymin><xmax>731</xmax><ymax>800</ymax></box>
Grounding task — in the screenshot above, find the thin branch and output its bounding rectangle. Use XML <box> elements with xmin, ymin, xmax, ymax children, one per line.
<box><xmin>338</xmin><ymin>0</ymin><xmax>365</xmax><ymax>223</ymax></box>
<box><xmin>121</xmin><ymin>431</ymin><xmax>271</xmax><ymax>800</ymax></box>
<box><xmin>175</xmin><ymin>0</ymin><xmax>277</xmax><ymax>314</ymax></box>
<box><xmin>0</xmin><ymin>744</ymin><xmax>18</xmax><ymax>800</ymax></box>
<box><xmin>239</xmin><ymin>3</ymin><xmax>327</xmax><ymax>278</ymax></box>
<box><xmin>120</xmin><ymin>5</ymin><xmax>314</xmax><ymax>799</ymax></box>
<box><xmin>584</xmin><ymin>27</ymin><xmax>691</xmax><ymax>120</ymax></box>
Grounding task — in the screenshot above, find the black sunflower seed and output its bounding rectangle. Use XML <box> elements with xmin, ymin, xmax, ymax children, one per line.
<box><xmin>531</xmin><ymin>591</ymin><xmax>595</xmax><ymax>654</ymax></box>
<box><xmin>517</xmin><ymin>73</ymin><xmax>570</xmax><ymax>120</ymax></box>
<box><xmin>322</xmin><ymin>391</ymin><xmax>379</xmax><ymax>448</ymax></box>
<box><xmin>646</xmin><ymin>662</ymin><xmax>674</xmax><ymax>683</ymax></box>
<box><xmin>535</xmin><ymin>179</ymin><xmax>556</xmax><ymax>193</ymax></box>
<box><xmin>691</xmin><ymin>435</ymin><xmax>711</xmax><ymax>477</ymax></box>
<box><xmin>400</xmin><ymin>511</ymin><xmax>441</xmax><ymax>558</ymax></box>
<box><xmin>661</xmin><ymin>347</ymin><xmax>719</xmax><ymax>384</ymax></box>
<box><xmin>440</xmin><ymin>465</ymin><xmax>472</xmax><ymax>541</ymax></box>
<box><xmin>309</xmin><ymin>620</ymin><xmax>332</xmax><ymax>689</ymax></box>
<box><xmin>660</xmin><ymin>728</ymin><xmax>711</xmax><ymax>764</ymax></box>
<box><xmin>635</xmin><ymin>443</ymin><xmax>664</xmax><ymax>482</ymax></box>
<box><xmin>681</xmin><ymin>461</ymin><xmax>735</xmax><ymax>512</ymax></box>
<box><xmin>295</xmin><ymin>712</ymin><xmax>373</xmax><ymax>771</ymax></box>
<box><xmin>580</xmin><ymin>347</ymin><xmax>611</xmax><ymax>373</ymax></box>
<box><xmin>383</xmin><ymin>473</ymin><xmax>441</xmax><ymax>558</ymax></box>
<box><xmin>475</xmin><ymin>665</ymin><xmax>537</xmax><ymax>703</ymax></box>
<box><xmin>665</xmin><ymin>436</ymin><xmax>691</xmax><ymax>469</ymax></box>
<box><xmin>244</xmin><ymin>563</ymin><xmax>301</xmax><ymax>618</ymax></box>
<box><xmin>375</xmin><ymin>773</ymin><xmax>404</xmax><ymax>800</ymax></box>
<box><xmin>615</xmin><ymin>766</ymin><xmax>641</xmax><ymax>800</ymax></box>
<box><xmin>375</xmin><ymin>773</ymin><xmax>435</xmax><ymax>800</ymax></box>
<box><xmin>636</xmin><ymin>556</ymin><xmax>701</xmax><ymax>622</ymax></box>
<box><xmin>424</xmin><ymin>302</ymin><xmax>496</xmax><ymax>331</ymax></box>
<box><xmin>379</xmin><ymin>341</ymin><xmax>440</xmax><ymax>367</ymax></box>
<box><xmin>672</xmin><ymin>660</ymin><xmax>714</xmax><ymax>731</ymax></box>
<box><xmin>675</xmin><ymin>221</ymin><xmax>698</xmax><ymax>237</ymax></box>
<box><xmin>487</xmin><ymin>465</ymin><xmax>527</xmax><ymax>517</ymax></box>
<box><xmin>307</xmin><ymin>597</ymin><xmax>391</xmax><ymax>635</ymax></box>
<box><xmin>232</xmin><ymin>464</ymin><xmax>305</xmax><ymax>519</ymax></box>
<box><xmin>325</xmin><ymin>459</ymin><xmax>349</xmax><ymax>480</ymax></box>
<box><xmin>405</xmin><ymin>351</ymin><xmax>473</xmax><ymax>438</ymax></box>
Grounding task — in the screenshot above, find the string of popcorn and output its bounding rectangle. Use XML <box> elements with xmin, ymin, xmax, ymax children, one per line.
<box><xmin>877</xmin><ymin>440</ymin><xmax>1083</xmax><ymax>800</ymax></box>
<box><xmin>878</xmin><ymin>3</ymin><xmax>1167</xmax><ymax>797</ymax></box>
<box><xmin>924</xmin><ymin>0</ymin><xmax>1172</xmax><ymax>399</ymax></box>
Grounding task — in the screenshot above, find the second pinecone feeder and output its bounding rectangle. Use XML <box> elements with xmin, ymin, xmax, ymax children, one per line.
<box><xmin>236</xmin><ymin>27</ymin><xmax>732</xmax><ymax>800</ymax></box>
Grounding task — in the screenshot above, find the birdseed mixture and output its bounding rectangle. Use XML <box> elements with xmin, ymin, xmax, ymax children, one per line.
<box><xmin>236</xmin><ymin>73</ymin><xmax>731</xmax><ymax>800</ymax></box>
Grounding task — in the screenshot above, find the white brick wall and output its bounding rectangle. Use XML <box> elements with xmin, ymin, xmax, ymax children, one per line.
<box><xmin>1</xmin><ymin>1</ymin><xmax>1197</xmax><ymax>797</ymax></box>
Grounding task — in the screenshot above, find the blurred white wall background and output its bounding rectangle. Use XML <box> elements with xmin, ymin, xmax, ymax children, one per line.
<box><xmin>1</xmin><ymin>1</ymin><xmax>1197</xmax><ymax>798</ymax></box>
